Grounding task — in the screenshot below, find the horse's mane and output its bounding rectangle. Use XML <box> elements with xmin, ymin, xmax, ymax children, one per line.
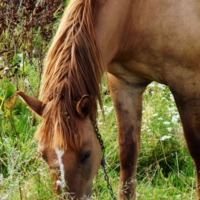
<box><xmin>34</xmin><ymin>0</ymin><xmax>103</xmax><ymax>150</ymax></box>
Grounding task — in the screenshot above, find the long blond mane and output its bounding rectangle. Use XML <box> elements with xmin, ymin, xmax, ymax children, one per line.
<box><xmin>35</xmin><ymin>0</ymin><xmax>103</xmax><ymax>150</ymax></box>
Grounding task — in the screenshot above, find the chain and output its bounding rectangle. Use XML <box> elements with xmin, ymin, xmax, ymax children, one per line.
<box><xmin>93</xmin><ymin>121</ymin><xmax>116</xmax><ymax>200</ymax></box>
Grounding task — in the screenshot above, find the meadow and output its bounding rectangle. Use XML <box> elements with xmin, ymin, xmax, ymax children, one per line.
<box><xmin>0</xmin><ymin>1</ymin><xmax>197</xmax><ymax>199</ymax></box>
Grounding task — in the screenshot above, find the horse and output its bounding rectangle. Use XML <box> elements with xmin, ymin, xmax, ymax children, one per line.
<box><xmin>17</xmin><ymin>0</ymin><xmax>200</xmax><ymax>199</ymax></box>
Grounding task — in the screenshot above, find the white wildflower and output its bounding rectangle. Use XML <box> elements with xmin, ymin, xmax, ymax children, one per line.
<box><xmin>24</xmin><ymin>79</ymin><xmax>30</xmax><ymax>88</ymax></box>
<box><xmin>168</xmin><ymin>107</ymin><xmax>175</xmax><ymax>111</ymax></box>
<box><xmin>172</xmin><ymin>115</ymin><xmax>179</xmax><ymax>124</ymax></box>
<box><xmin>149</xmin><ymin>83</ymin><xmax>155</xmax><ymax>87</ymax></box>
<box><xmin>107</xmin><ymin>106</ymin><xmax>113</xmax><ymax>112</ymax></box>
<box><xmin>167</xmin><ymin>127</ymin><xmax>172</xmax><ymax>132</ymax></box>
<box><xmin>163</xmin><ymin>121</ymin><xmax>170</xmax><ymax>125</ymax></box>
<box><xmin>169</xmin><ymin>94</ymin><xmax>175</xmax><ymax>101</ymax></box>
<box><xmin>158</xmin><ymin>84</ymin><xmax>166</xmax><ymax>89</ymax></box>
<box><xmin>0</xmin><ymin>173</ymin><xmax>3</xmax><ymax>185</ymax></box>
<box><xmin>160</xmin><ymin>135</ymin><xmax>171</xmax><ymax>141</ymax></box>
<box><xmin>104</xmin><ymin>106</ymin><xmax>113</xmax><ymax>114</ymax></box>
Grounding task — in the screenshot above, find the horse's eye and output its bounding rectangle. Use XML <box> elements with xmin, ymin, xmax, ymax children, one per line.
<box><xmin>80</xmin><ymin>150</ymin><xmax>91</xmax><ymax>163</ymax></box>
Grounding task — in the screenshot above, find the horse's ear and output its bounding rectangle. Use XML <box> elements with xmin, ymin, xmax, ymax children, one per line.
<box><xmin>16</xmin><ymin>91</ymin><xmax>46</xmax><ymax>117</ymax></box>
<box><xmin>76</xmin><ymin>95</ymin><xmax>93</xmax><ymax>118</ymax></box>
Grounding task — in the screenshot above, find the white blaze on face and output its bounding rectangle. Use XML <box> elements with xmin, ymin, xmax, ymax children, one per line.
<box><xmin>55</xmin><ymin>148</ymin><xmax>65</xmax><ymax>186</ymax></box>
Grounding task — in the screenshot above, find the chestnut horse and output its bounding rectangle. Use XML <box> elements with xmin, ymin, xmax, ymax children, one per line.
<box><xmin>17</xmin><ymin>0</ymin><xmax>200</xmax><ymax>199</ymax></box>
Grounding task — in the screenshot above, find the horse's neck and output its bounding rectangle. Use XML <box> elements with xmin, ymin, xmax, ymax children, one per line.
<box><xmin>93</xmin><ymin>0</ymin><xmax>133</xmax><ymax>66</ymax></box>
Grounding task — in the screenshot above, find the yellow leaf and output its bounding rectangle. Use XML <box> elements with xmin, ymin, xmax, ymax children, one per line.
<box><xmin>5</xmin><ymin>94</ymin><xmax>17</xmax><ymax>111</ymax></box>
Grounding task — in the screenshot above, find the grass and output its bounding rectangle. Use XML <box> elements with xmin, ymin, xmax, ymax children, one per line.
<box><xmin>0</xmin><ymin>73</ymin><xmax>197</xmax><ymax>199</ymax></box>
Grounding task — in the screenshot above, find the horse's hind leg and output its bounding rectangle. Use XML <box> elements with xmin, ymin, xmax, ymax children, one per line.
<box><xmin>107</xmin><ymin>72</ymin><xmax>149</xmax><ymax>200</ymax></box>
<box><xmin>170</xmin><ymin>81</ymin><xmax>200</xmax><ymax>199</ymax></box>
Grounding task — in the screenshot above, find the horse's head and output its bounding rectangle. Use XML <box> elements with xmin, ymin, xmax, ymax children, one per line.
<box><xmin>17</xmin><ymin>91</ymin><xmax>102</xmax><ymax>199</ymax></box>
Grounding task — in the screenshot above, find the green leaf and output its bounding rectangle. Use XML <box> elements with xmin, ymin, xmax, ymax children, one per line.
<box><xmin>13</xmin><ymin>54</ymin><xmax>22</xmax><ymax>64</ymax></box>
<box><xmin>5</xmin><ymin>84</ymin><xmax>15</xmax><ymax>100</ymax></box>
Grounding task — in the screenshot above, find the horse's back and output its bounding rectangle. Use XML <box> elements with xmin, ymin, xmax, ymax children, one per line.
<box><xmin>108</xmin><ymin>0</ymin><xmax>200</xmax><ymax>87</ymax></box>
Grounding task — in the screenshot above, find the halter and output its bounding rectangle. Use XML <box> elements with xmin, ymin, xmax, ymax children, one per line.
<box><xmin>93</xmin><ymin>121</ymin><xmax>116</xmax><ymax>200</ymax></box>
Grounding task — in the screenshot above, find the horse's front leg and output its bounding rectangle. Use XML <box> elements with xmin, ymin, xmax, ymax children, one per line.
<box><xmin>107</xmin><ymin>72</ymin><xmax>148</xmax><ymax>200</ymax></box>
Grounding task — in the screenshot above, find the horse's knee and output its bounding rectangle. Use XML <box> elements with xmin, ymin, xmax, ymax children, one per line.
<box><xmin>119</xmin><ymin>141</ymin><xmax>138</xmax><ymax>168</ymax></box>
